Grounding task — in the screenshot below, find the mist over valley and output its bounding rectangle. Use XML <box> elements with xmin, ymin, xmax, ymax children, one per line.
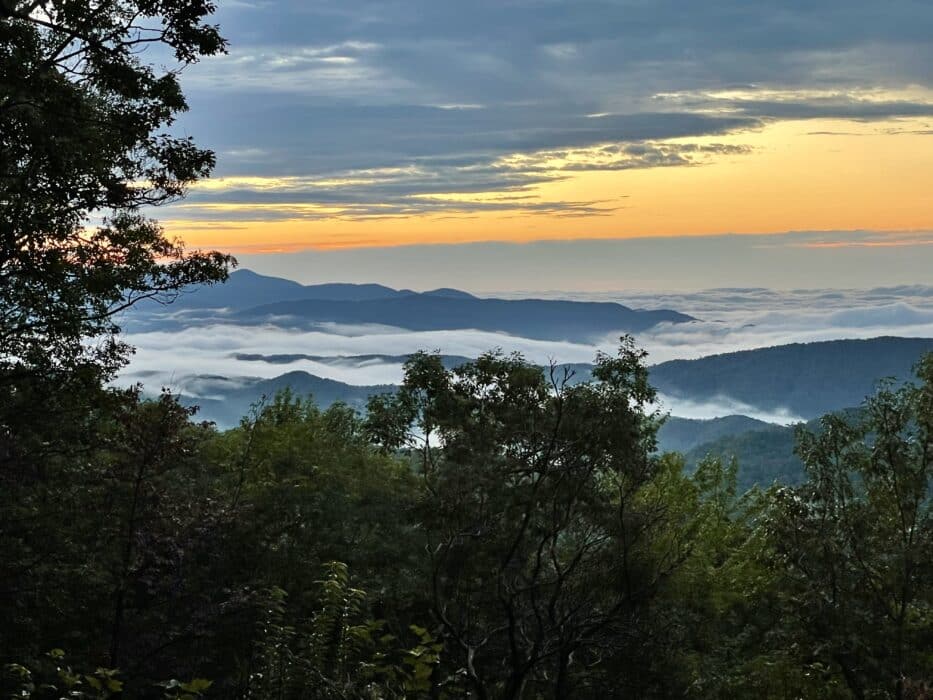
<box><xmin>121</xmin><ymin>270</ymin><xmax>933</xmax><ymax>424</ymax></box>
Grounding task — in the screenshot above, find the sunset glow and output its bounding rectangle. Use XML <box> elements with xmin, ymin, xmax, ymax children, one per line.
<box><xmin>140</xmin><ymin>0</ymin><xmax>933</xmax><ymax>288</ymax></box>
<box><xmin>168</xmin><ymin>118</ymin><xmax>933</xmax><ymax>254</ymax></box>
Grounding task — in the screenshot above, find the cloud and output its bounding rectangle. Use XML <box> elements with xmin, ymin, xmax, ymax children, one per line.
<box><xmin>161</xmin><ymin>0</ymin><xmax>933</xmax><ymax>219</ymax></box>
<box><xmin>163</xmin><ymin>137</ymin><xmax>756</xmax><ymax>219</ymax></box>
<box><xmin>119</xmin><ymin>275</ymin><xmax>933</xmax><ymax>422</ymax></box>
<box><xmin>177</xmin><ymin>98</ymin><xmax>757</xmax><ymax>177</ymax></box>
<box><xmin>653</xmin><ymin>393</ymin><xmax>805</xmax><ymax>425</ymax></box>
<box><xmin>656</xmin><ymin>92</ymin><xmax>933</xmax><ymax>122</ymax></box>
<box><xmin>120</xmin><ymin>324</ymin><xmax>600</xmax><ymax>388</ymax></box>
<box><xmin>202</xmin><ymin>1</ymin><xmax>933</xmax><ymax>99</ymax></box>
<box><xmin>598</xmin><ymin>289</ymin><xmax>933</xmax><ymax>364</ymax></box>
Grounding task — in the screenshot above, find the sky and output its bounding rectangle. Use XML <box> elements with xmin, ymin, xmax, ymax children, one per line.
<box><xmin>164</xmin><ymin>0</ymin><xmax>933</xmax><ymax>290</ymax></box>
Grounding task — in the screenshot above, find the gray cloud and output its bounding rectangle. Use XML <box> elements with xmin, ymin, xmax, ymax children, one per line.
<box><xmin>162</xmin><ymin>0</ymin><xmax>933</xmax><ymax>215</ymax></box>
<box><xmin>171</xmin><ymin>198</ymin><xmax>615</xmax><ymax>222</ymax></box>
<box><xmin>672</xmin><ymin>96</ymin><xmax>933</xmax><ymax>121</ymax></box>
<box><xmin>167</xmin><ymin>138</ymin><xmax>753</xmax><ymax>218</ymax></box>
<box><xmin>202</xmin><ymin>1</ymin><xmax>933</xmax><ymax>93</ymax></box>
<box><xmin>179</xmin><ymin>100</ymin><xmax>758</xmax><ymax>176</ymax></box>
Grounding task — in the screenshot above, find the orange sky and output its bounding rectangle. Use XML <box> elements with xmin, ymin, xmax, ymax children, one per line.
<box><xmin>165</xmin><ymin>118</ymin><xmax>933</xmax><ymax>254</ymax></box>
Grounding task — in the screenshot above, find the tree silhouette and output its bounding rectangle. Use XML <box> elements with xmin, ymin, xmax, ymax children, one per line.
<box><xmin>0</xmin><ymin>0</ymin><xmax>233</xmax><ymax>380</ymax></box>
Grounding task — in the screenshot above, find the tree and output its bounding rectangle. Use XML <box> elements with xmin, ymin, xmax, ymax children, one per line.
<box><xmin>245</xmin><ymin>563</ymin><xmax>446</xmax><ymax>700</ymax></box>
<box><xmin>207</xmin><ymin>391</ymin><xmax>424</xmax><ymax>611</ymax></box>
<box><xmin>0</xmin><ymin>390</ymin><xmax>238</xmax><ymax>679</ymax></box>
<box><xmin>0</xmin><ymin>0</ymin><xmax>233</xmax><ymax>381</ymax></box>
<box><xmin>367</xmin><ymin>339</ymin><xmax>701</xmax><ymax>698</ymax></box>
<box><xmin>0</xmin><ymin>6</ymin><xmax>235</xmax><ymax>653</ymax></box>
<box><xmin>763</xmin><ymin>355</ymin><xmax>933</xmax><ymax>698</ymax></box>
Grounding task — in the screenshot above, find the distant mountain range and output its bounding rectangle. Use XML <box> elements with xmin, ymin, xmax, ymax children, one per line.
<box><xmin>129</xmin><ymin>274</ymin><xmax>933</xmax><ymax>490</ymax></box>
<box><xmin>233</xmin><ymin>353</ymin><xmax>478</xmax><ymax>369</ymax></box>
<box><xmin>221</xmin><ymin>336</ymin><xmax>933</xmax><ymax>422</ymax></box>
<box><xmin>170</xmin><ymin>336</ymin><xmax>933</xmax><ymax>428</ymax></box>
<box><xmin>679</xmin><ymin>419</ymin><xmax>805</xmax><ymax>491</ymax></box>
<box><xmin>164</xmin><ymin>336</ymin><xmax>933</xmax><ymax>493</ymax></box>
<box><xmin>170</xmin><ymin>371</ymin><xmax>821</xmax><ymax>490</ymax></box>
<box><xmin>176</xmin><ymin>371</ymin><xmax>393</xmax><ymax>428</ymax></box>
<box><xmin>137</xmin><ymin>269</ymin><xmax>695</xmax><ymax>341</ymax></box>
<box><xmin>650</xmin><ymin>336</ymin><xmax>933</xmax><ymax>419</ymax></box>
<box><xmin>127</xmin><ymin>270</ymin><xmax>933</xmax><ymax>489</ymax></box>
<box><xmin>656</xmin><ymin>415</ymin><xmax>778</xmax><ymax>454</ymax></box>
<box><xmin>169</xmin><ymin>270</ymin><xmax>414</xmax><ymax>307</ymax></box>
<box><xmin>232</xmin><ymin>295</ymin><xmax>692</xmax><ymax>341</ymax></box>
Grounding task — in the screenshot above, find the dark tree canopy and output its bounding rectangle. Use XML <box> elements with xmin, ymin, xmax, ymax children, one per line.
<box><xmin>764</xmin><ymin>355</ymin><xmax>933</xmax><ymax>698</ymax></box>
<box><xmin>365</xmin><ymin>340</ymin><xmax>709</xmax><ymax>698</ymax></box>
<box><xmin>0</xmin><ymin>0</ymin><xmax>233</xmax><ymax>378</ymax></box>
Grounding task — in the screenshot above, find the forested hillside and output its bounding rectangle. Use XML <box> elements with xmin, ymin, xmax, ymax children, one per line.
<box><xmin>176</xmin><ymin>371</ymin><xmax>394</xmax><ymax>427</ymax></box>
<box><xmin>152</xmin><ymin>339</ymin><xmax>933</xmax><ymax>431</ymax></box>
<box><xmin>651</xmin><ymin>336</ymin><xmax>933</xmax><ymax>418</ymax></box>
<box><xmin>684</xmin><ymin>422</ymin><xmax>803</xmax><ymax>489</ymax></box>
<box><xmin>656</xmin><ymin>415</ymin><xmax>778</xmax><ymax>453</ymax></box>
<box><xmin>5</xmin><ymin>343</ymin><xmax>933</xmax><ymax>698</ymax></box>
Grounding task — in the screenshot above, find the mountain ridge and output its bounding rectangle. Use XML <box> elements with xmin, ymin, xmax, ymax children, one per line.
<box><xmin>133</xmin><ymin>269</ymin><xmax>695</xmax><ymax>341</ymax></box>
<box><xmin>166</xmin><ymin>269</ymin><xmax>407</xmax><ymax>308</ymax></box>
<box><xmin>650</xmin><ymin>336</ymin><xmax>933</xmax><ymax>419</ymax></box>
<box><xmin>234</xmin><ymin>295</ymin><xmax>693</xmax><ymax>341</ymax></box>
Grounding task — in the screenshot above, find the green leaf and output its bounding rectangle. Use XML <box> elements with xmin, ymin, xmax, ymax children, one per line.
<box><xmin>181</xmin><ymin>678</ymin><xmax>213</xmax><ymax>693</ymax></box>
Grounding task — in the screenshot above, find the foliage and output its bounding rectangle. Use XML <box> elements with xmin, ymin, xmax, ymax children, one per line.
<box><xmin>762</xmin><ymin>357</ymin><xmax>933</xmax><ymax>698</ymax></box>
<box><xmin>0</xmin><ymin>390</ymin><xmax>234</xmax><ymax>678</ymax></box>
<box><xmin>205</xmin><ymin>390</ymin><xmax>423</xmax><ymax>615</ymax></box>
<box><xmin>0</xmin><ymin>0</ymin><xmax>233</xmax><ymax>379</ymax></box>
<box><xmin>1</xmin><ymin>648</ymin><xmax>211</xmax><ymax>699</ymax></box>
<box><xmin>365</xmin><ymin>338</ymin><xmax>717</xmax><ymax>697</ymax></box>
<box><xmin>246</xmin><ymin>562</ymin><xmax>447</xmax><ymax>700</ymax></box>
<box><xmin>1</xmin><ymin>5</ymin><xmax>234</xmax><ymax>671</ymax></box>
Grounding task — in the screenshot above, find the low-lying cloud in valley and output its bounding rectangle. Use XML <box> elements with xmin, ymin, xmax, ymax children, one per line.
<box><xmin>652</xmin><ymin>393</ymin><xmax>806</xmax><ymax>426</ymax></box>
<box><xmin>122</xmin><ymin>324</ymin><xmax>598</xmax><ymax>396</ymax></box>
<box><xmin>119</xmin><ymin>283</ymin><xmax>933</xmax><ymax>425</ymax></box>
